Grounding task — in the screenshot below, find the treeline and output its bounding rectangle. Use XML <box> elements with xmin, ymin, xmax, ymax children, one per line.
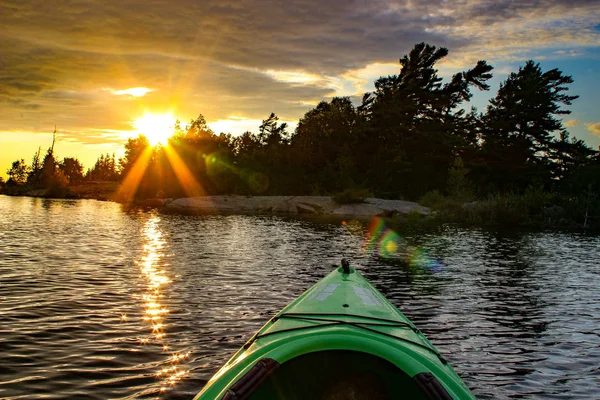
<box><xmin>4</xmin><ymin>148</ymin><xmax>120</xmax><ymax>186</ymax></box>
<box><xmin>122</xmin><ymin>44</ymin><xmax>598</xmax><ymax>198</ymax></box>
<box><xmin>3</xmin><ymin>43</ymin><xmax>599</xmax><ymax>227</ymax></box>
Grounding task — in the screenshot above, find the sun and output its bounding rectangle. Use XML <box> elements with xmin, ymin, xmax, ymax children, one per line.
<box><xmin>133</xmin><ymin>113</ymin><xmax>175</xmax><ymax>146</ymax></box>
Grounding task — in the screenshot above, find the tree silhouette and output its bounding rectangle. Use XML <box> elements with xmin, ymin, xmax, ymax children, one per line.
<box><xmin>359</xmin><ymin>42</ymin><xmax>493</xmax><ymax>198</ymax></box>
<box><xmin>59</xmin><ymin>157</ymin><xmax>85</xmax><ymax>183</ymax></box>
<box><xmin>85</xmin><ymin>154</ymin><xmax>118</xmax><ymax>181</ymax></box>
<box><xmin>258</xmin><ymin>113</ymin><xmax>289</xmax><ymax>146</ymax></box>
<box><xmin>292</xmin><ymin>97</ymin><xmax>359</xmax><ymax>193</ymax></box>
<box><xmin>119</xmin><ymin>135</ymin><xmax>151</xmax><ymax>179</ymax></box>
<box><xmin>27</xmin><ymin>147</ymin><xmax>43</xmax><ymax>186</ymax></box>
<box><xmin>3</xmin><ymin>42</ymin><xmax>597</xmax><ymax>221</ymax></box>
<box><xmin>6</xmin><ymin>159</ymin><xmax>29</xmax><ymax>184</ymax></box>
<box><xmin>482</xmin><ymin>60</ymin><xmax>579</xmax><ymax>192</ymax></box>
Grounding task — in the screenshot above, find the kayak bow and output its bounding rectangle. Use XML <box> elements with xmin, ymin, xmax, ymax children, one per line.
<box><xmin>194</xmin><ymin>261</ymin><xmax>475</xmax><ymax>399</ymax></box>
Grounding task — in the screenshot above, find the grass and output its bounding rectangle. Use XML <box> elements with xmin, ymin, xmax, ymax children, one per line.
<box><xmin>419</xmin><ymin>187</ymin><xmax>597</xmax><ymax>230</ymax></box>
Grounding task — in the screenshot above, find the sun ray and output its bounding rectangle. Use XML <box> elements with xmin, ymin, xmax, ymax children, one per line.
<box><xmin>114</xmin><ymin>145</ymin><xmax>154</xmax><ymax>202</ymax></box>
<box><xmin>163</xmin><ymin>145</ymin><xmax>205</xmax><ymax>197</ymax></box>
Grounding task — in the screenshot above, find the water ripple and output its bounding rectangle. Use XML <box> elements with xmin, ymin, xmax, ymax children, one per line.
<box><xmin>0</xmin><ymin>196</ymin><xmax>599</xmax><ymax>399</ymax></box>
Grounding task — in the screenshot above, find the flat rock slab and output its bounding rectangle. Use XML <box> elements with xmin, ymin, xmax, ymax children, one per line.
<box><xmin>165</xmin><ymin>196</ymin><xmax>429</xmax><ymax>217</ymax></box>
<box><xmin>364</xmin><ymin>198</ymin><xmax>430</xmax><ymax>215</ymax></box>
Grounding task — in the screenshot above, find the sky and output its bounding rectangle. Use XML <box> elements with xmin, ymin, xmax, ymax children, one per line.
<box><xmin>1</xmin><ymin>0</ymin><xmax>600</xmax><ymax>178</ymax></box>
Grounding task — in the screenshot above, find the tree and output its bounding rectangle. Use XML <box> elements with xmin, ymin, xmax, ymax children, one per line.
<box><xmin>167</xmin><ymin>115</ymin><xmax>237</xmax><ymax>195</ymax></box>
<box><xmin>59</xmin><ymin>157</ymin><xmax>85</xmax><ymax>183</ymax></box>
<box><xmin>27</xmin><ymin>147</ymin><xmax>43</xmax><ymax>185</ymax></box>
<box><xmin>254</xmin><ymin>113</ymin><xmax>293</xmax><ymax>193</ymax></box>
<box><xmin>447</xmin><ymin>157</ymin><xmax>474</xmax><ymax>200</ymax></box>
<box><xmin>175</xmin><ymin>114</ymin><xmax>214</xmax><ymax>142</ymax></box>
<box><xmin>291</xmin><ymin>97</ymin><xmax>360</xmax><ymax>193</ymax></box>
<box><xmin>258</xmin><ymin>113</ymin><xmax>289</xmax><ymax>146</ymax></box>
<box><xmin>482</xmin><ymin>60</ymin><xmax>578</xmax><ymax>191</ymax></box>
<box><xmin>42</xmin><ymin>147</ymin><xmax>57</xmax><ymax>185</ymax></box>
<box><xmin>551</xmin><ymin>132</ymin><xmax>597</xmax><ymax>193</ymax></box>
<box><xmin>6</xmin><ymin>159</ymin><xmax>29</xmax><ymax>184</ymax></box>
<box><xmin>119</xmin><ymin>135</ymin><xmax>151</xmax><ymax>179</ymax></box>
<box><xmin>87</xmin><ymin>154</ymin><xmax>119</xmax><ymax>181</ymax></box>
<box><xmin>233</xmin><ymin>131</ymin><xmax>261</xmax><ymax>158</ymax></box>
<box><xmin>359</xmin><ymin>42</ymin><xmax>493</xmax><ymax>198</ymax></box>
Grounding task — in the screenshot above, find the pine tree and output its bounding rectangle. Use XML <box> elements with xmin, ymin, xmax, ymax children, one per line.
<box><xmin>359</xmin><ymin>42</ymin><xmax>493</xmax><ymax>198</ymax></box>
<box><xmin>482</xmin><ymin>61</ymin><xmax>578</xmax><ymax>191</ymax></box>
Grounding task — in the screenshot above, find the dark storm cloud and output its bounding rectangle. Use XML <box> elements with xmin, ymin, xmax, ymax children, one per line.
<box><xmin>1</xmin><ymin>0</ymin><xmax>463</xmax><ymax>73</ymax></box>
<box><xmin>2</xmin><ymin>0</ymin><xmax>598</xmax><ymax>70</ymax></box>
<box><xmin>459</xmin><ymin>0</ymin><xmax>600</xmax><ymax>27</ymax></box>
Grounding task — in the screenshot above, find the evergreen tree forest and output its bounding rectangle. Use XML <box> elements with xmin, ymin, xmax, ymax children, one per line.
<box><xmin>4</xmin><ymin>43</ymin><xmax>599</xmax><ymax>228</ymax></box>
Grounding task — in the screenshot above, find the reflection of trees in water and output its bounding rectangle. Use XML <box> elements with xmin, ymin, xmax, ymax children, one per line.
<box><xmin>474</xmin><ymin>230</ymin><xmax>549</xmax><ymax>337</ymax></box>
<box><xmin>451</xmin><ymin>229</ymin><xmax>560</xmax><ymax>392</ymax></box>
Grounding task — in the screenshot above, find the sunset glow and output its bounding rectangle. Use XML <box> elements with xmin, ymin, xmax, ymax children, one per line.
<box><xmin>2</xmin><ymin>2</ymin><xmax>600</xmax><ymax>400</ymax></box>
<box><xmin>133</xmin><ymin>113</ymin><xmax>175</xmax><ymax>146</ymax></box>
<box><xmin>2</xmin><ymin>0</ymin><xmax>600</xmax><ymax>178</ymax></box>
<box><xmin>111</xmin><ymin>87</ymin><xmax>153</xmax><ymax>97</ymax></box>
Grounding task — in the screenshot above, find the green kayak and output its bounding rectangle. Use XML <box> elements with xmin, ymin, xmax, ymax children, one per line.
<box><xmin>194</xmin><ymin>261</ymin><xmax>475</xmax><ymax>400</ymax></box>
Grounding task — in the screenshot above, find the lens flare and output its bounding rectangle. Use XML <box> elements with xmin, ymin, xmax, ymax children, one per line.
<box><xmin>363</xmin><ymin>217</ymin><xmax>403</xmax><ymax>258</ymax></box>
<box><xmin>362</xmin><ymin>217</ymin><xmax>444</xmax><ymax>271</ymax></box>
<box><xmin>409</xmin><ymin>248</ymin><xmax>445</xmax><ymax>271</ymax></box>
<box><xmin>362</xmin><ymin>217</ymin><xmax>387</xmax><ymax>254</ymax></box>
<box><xmin>163</xmin><ymin>146</ymin><xmax>205</xmax><ymax>197</ymax></box>
<box><xmin>378</xmin><ymin>229</ymin><xmax>402</xmax><ymax>258</ymax></box>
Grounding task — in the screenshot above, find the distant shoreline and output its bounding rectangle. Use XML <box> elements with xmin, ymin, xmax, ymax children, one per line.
<box><xmin>2</xmin><ymin>183</ymin><xmax>595</xmax><ymax>231</ymax></box>
<box><xmin>0</xmin><ymin>182</ymin><xmax>429</xmax><ymax>218</ymax></box>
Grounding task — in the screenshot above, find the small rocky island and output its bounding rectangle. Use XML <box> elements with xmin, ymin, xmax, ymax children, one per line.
<box><xmin>1</xmin><ymin>182</ymin><xmax>429</xmax><ymax>218</ymax></box>
<box><xmin>155</xmin><ymin>196</ymin><xmax>429</xmax><ymax>217</ymax></box>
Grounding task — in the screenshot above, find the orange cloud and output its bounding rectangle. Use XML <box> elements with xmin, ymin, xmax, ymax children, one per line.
<box><xmin>1</xmin><ymin>0</ymin><xmax>599</xmax><ymax>169</ymax></box>
<box><xmin>587</xmin><ymin>122</ymin><xmax>600</xmax><ymax>137</ymax></box>
<box><xmin>106</xmin><ymin>87</ymin><xmax>154</xmax><ymax>97</ymax></box>
<box><xmin>564</xmin><ymin>119</ymin><xmax>581</xmax><ymax>128</ymax></box>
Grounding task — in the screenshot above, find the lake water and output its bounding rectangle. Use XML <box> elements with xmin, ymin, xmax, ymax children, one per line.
<box><xmin>0</xmin><ymin>195</ymin><xmax>598</xmax><ymax>399</ymax></box>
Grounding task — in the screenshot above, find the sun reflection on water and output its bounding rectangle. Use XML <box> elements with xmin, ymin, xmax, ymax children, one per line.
<box><xmin>138</xmin><ymin>216</ymin><xmax>189</xmax><ymax>392</ymax></box>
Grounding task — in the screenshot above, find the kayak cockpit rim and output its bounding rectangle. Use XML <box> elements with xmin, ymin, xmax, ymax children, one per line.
<box><xmin>242</xmin><ymin>312</ymin><xmax>447</xmax><ymax>364</ymax></box>
<box><xmin>221</xmin><ymin>350</ymin><xmax>454</xmax><ymax>400</ymax></box>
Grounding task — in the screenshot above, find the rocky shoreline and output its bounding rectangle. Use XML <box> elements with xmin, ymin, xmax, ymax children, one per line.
<box><xmin>140</xmin><ymin>195</ymin><xmax>430</xmax><ymax>217</ymax></box>
<box><xmin>0</xmin><ymin>185</ymin><xmax>430</xmax><ymax>217</ymax></box>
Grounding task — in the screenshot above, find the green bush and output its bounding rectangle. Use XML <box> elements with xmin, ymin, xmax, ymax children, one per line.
<box><xmin>332</xmin><ymin>188</ymin><xmax>373</xmax><ymax>204</ymax></box>
<box><xmin>416</xmin><ymin>185</ymin><xmax>597</xmax><ymax>229</ymax></box>
<box><xmin>405</xmin><ymin>209</ymin><xmax>424</xmax><ymax>224</ymax></box>
<box><xmin>447</xmin><ymin>157</ymin><xmax>475</xmax><ymax>201</ymax></box>
<box><xmin>455</xmin><ymin>188</ymin><xmax>569</xmax><ymax>227</ymax></box>
<box><xmin>420</xmin><ymin>190</ymin><xmax>453</xmax><ymax>210</ymax></box>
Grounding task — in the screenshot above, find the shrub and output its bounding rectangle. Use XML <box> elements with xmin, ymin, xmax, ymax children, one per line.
<box><xmin>447</xmin><ymin>157</ymin><xmax>474</xmax><ymax>201</ymax></box>
<box><xmin>333</xmin><ymin>188</ymin><xmax>373</xmax><ymax>204</ymax></box>
<box><xmin>419</xmin><ymin>190</ymin><xmax>448</xmax><ymax>209</ymax></box>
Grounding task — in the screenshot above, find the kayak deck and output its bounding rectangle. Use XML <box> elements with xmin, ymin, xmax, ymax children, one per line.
<box><xmin>194</xmin><ymin>264</ymin><xmax>474</xmax><ymax>399</ymax></box>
